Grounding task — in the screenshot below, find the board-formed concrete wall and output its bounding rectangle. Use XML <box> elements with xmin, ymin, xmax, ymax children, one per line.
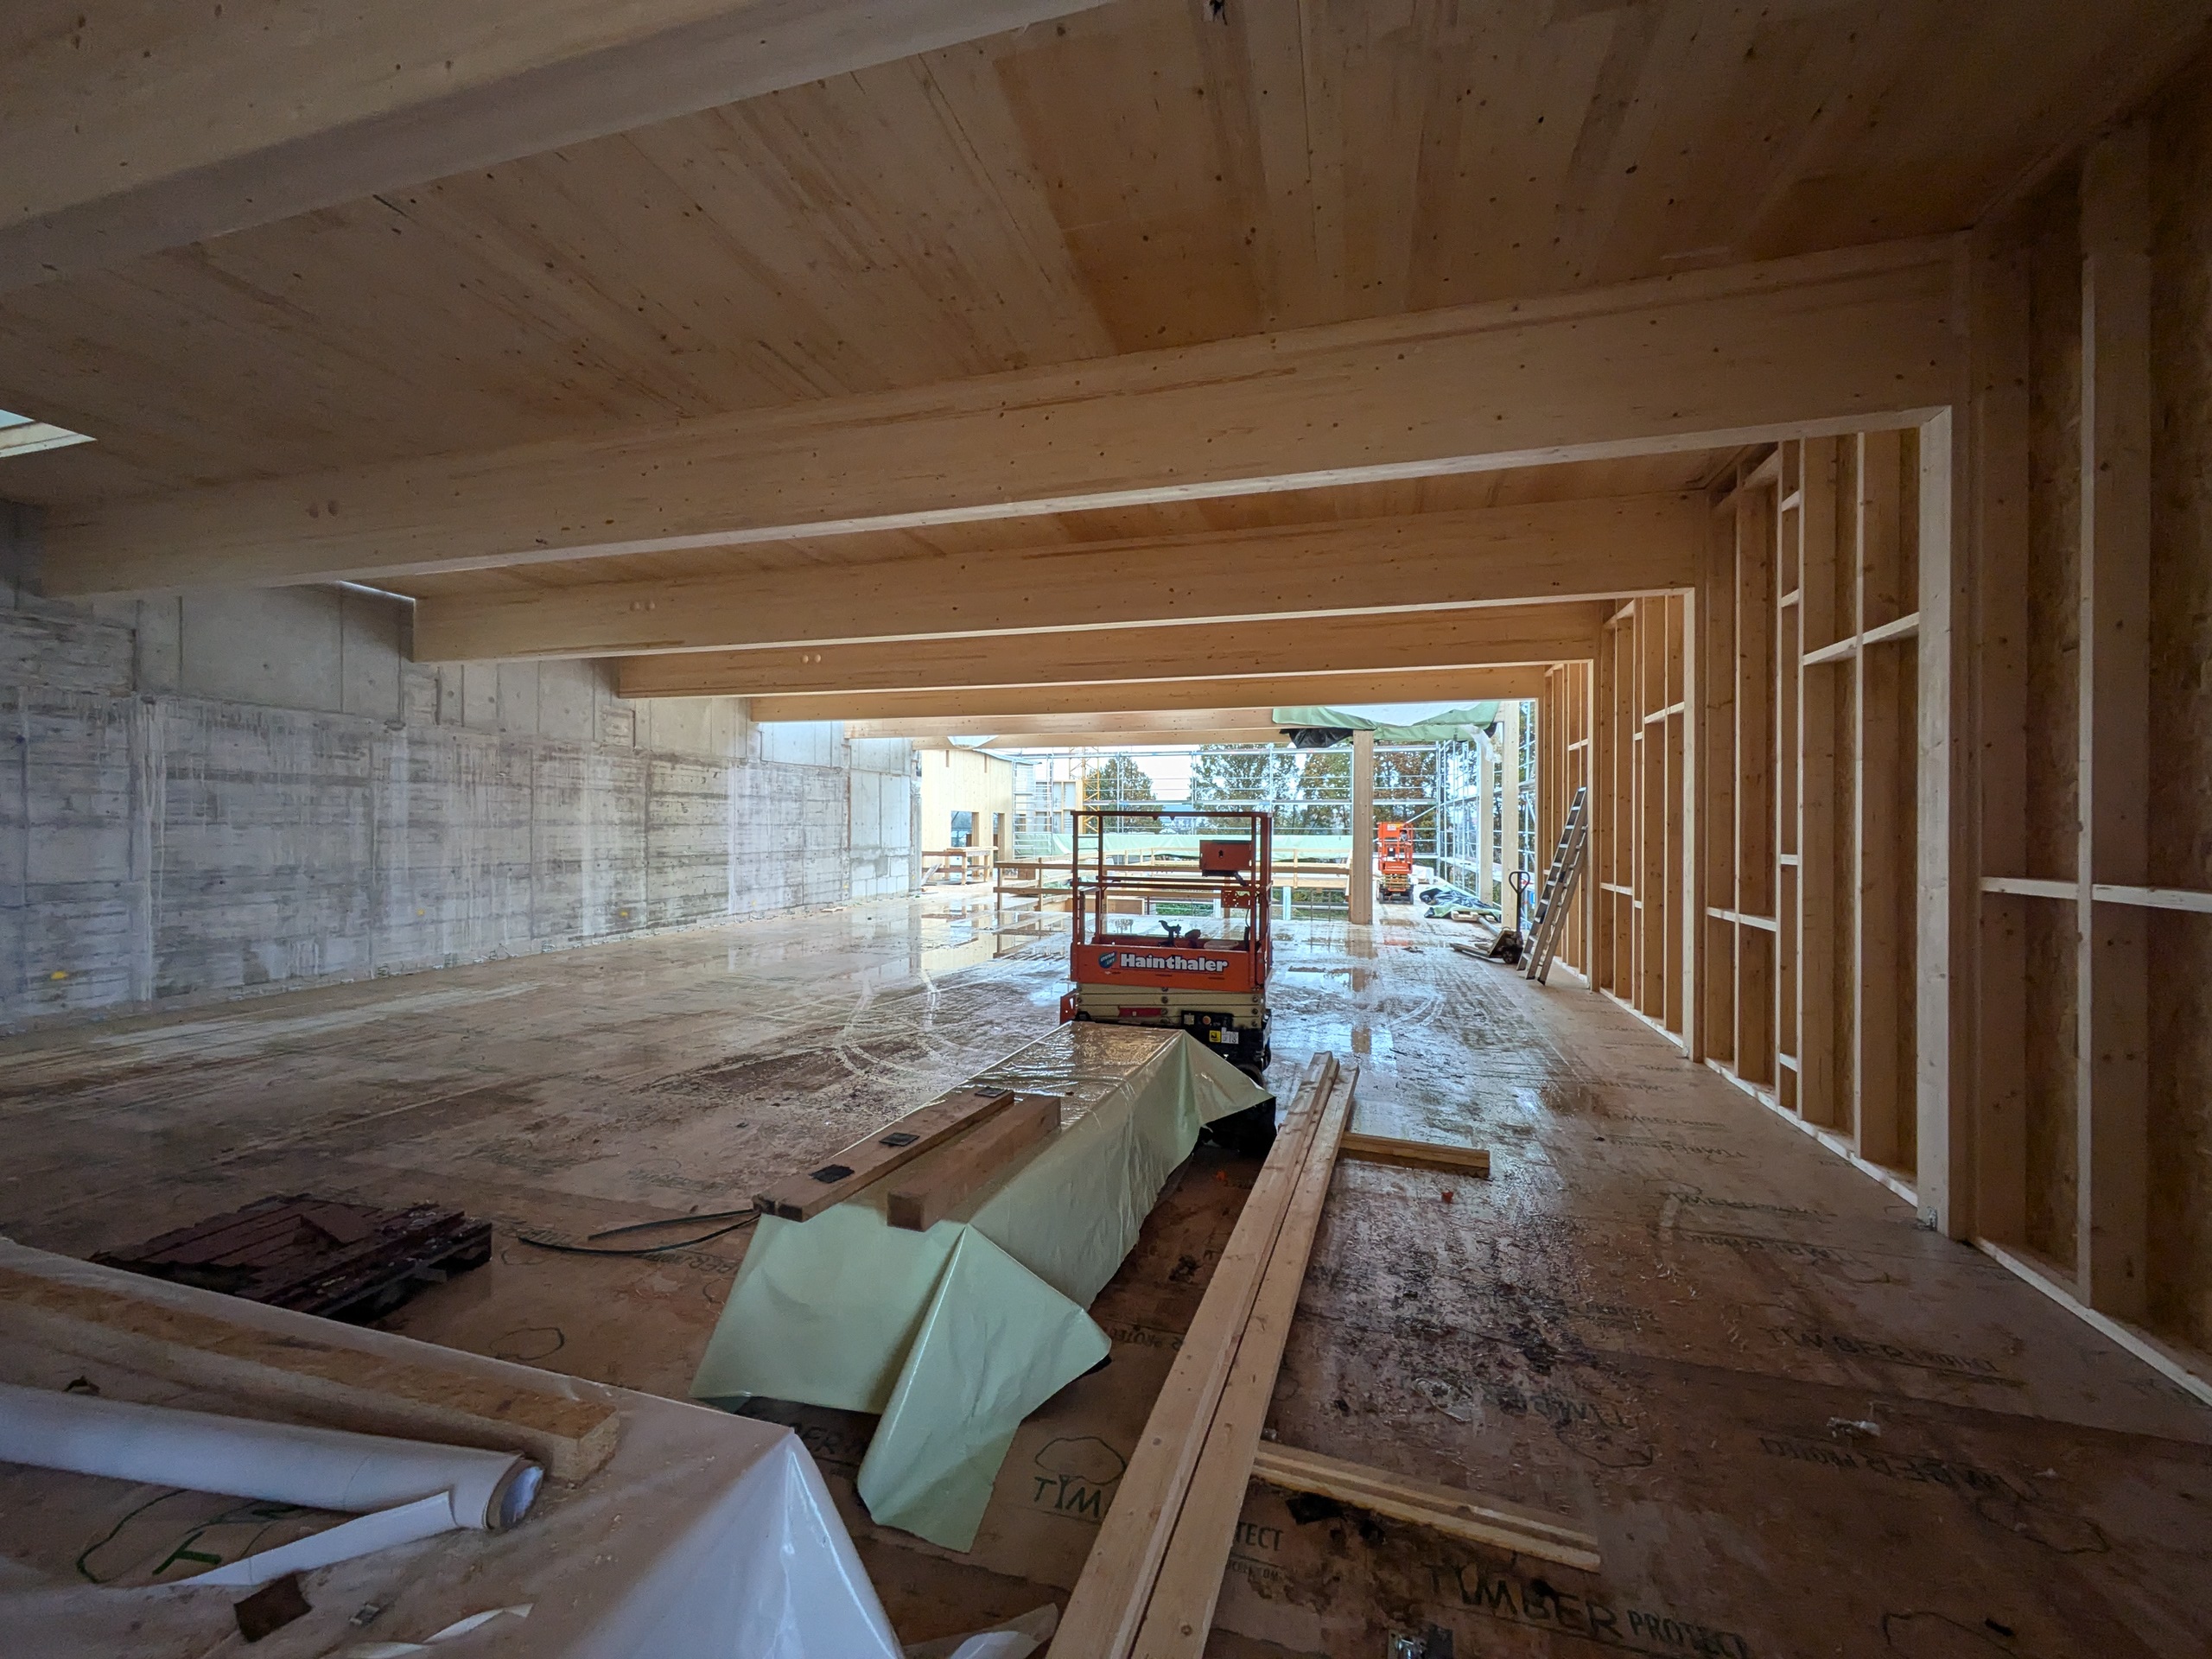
<box><xmin>0</xmin><ymin>507</ymin><xmax>914</xmax><ymax>1032</ymax></box>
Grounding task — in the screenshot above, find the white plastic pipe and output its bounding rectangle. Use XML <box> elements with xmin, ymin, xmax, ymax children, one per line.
<box><xmin>0</xmin><ymin>1381</ymin><xmax>541</xmax><ymax>1587</ymax></box>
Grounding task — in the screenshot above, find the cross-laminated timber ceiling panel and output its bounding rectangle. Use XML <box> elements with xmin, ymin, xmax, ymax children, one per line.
<box><xmin>43</xmin><ymin>244</ymin><xmax>1952</xmax><ymax>597</ymax></box>
<box><xmin>410</xmin><ymin>497</ymin><xmax>1697</xmax><ymax>662</ymax></box>
<box><xmin>1</xmin><ymin>0</ymin><xmax>2199</xmax><ymax>510</ymax></box>
<box><xmin>0</xmin><ymin>2</ymin><xmax>1108</xmax><ymax>294</ymax></box>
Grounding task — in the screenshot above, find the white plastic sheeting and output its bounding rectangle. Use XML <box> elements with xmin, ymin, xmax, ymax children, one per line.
<box><xmin>691</xmin><ymin>1024</ymin><xmax>1269</xmax><ymax>1548</ymax></box>
<box><xmin>0</xmin><ymin>1240</ymin><xmax>907</xmax><ymax>1659</ymax></box>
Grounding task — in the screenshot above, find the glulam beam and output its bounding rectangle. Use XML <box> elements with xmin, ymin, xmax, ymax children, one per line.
<box><xmin>44</xmin><ymin>240</ymin><xmax>1957</xmax><ymax>596</ymax></box>
<box><xmin>615</xmin><ymin>602</ymin><xmax>1609</xmax><ymax>697</ymax></box>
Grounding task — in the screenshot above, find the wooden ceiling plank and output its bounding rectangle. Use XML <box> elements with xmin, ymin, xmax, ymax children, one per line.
<box><xmin>753</xmin><ymin>664</ymin><xmax>1550</xmax><ymax>722</ymax></box>
<box><xmin>613</xmin><ymin>601</ymin><xmax>1612</xmax><ymax>697</ymax></box>
<box><xmin>43</xmin><ymin>239</ymin><xmax>1958</xmax><ymax>597</ymax></box>
<box><xmin>0</xmin><ymin>0</ymin><xmax>1112</xmax><ymax>292</ymax></box>
<box><xmin>412</xmin><ymin>497</ymin><xmax>1697</xmax><ymax>661</ymax></box>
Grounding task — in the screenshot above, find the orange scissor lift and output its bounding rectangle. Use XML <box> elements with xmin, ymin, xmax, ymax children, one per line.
<box><xmin>1058</xmin><ymin>808</ymin><xmax>1274</xmax><ymax>1085</ymax></box>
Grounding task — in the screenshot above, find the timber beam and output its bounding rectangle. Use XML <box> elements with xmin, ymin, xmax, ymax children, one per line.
<box><xmin>851</xmin><ymin>709</ymin><xmax>1292</xmax><ymax>741</ymax></box>
<box><xmin>614</xmin><ymin>602</ymin><xmax>1611</xmax><ymax>698</ymax></box>
<box><xmin>43</xmin><ymin>239</ymin><xmax>1959</xmax><ymax>596</ymax></box>
<box><xmin>749</xmin><ymin>666</ymin><xmax>1548</xmax><ymax>724</ymax></box>
<box><xmin>416</xmin><ymin>500</ymin><xmax>1691</xmax><ymax>661</ymax></box>
<box><xmin>0</xmin><ymin>1</ymin><xmax>1102</xmax><ymax>292</ymax></box>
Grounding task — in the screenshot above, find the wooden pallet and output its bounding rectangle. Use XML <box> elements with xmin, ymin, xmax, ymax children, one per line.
<box><xmin>92</xmin><ymin>1194</ymin><xmax>492</xmax><ymax>1323</ymax></box>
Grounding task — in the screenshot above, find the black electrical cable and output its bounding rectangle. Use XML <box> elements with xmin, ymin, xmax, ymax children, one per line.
<box><xmin>514</xmin><ymin>1207</ymin><xmax>759</xmax><ymax>1257</ymax></box>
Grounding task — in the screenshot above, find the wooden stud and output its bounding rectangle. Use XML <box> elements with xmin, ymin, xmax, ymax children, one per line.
<box><xmin>2074</xmin><ymin>125</ymin><xmax>2152</xmax><ymax>1318</ymax></box>
<box><xmin>1972</xmin><ymin>239</ymin><xmax>2034</xmax><ymax>1248</ymax></box>
<box><xmin>1858</xmin><ymin>429</ymin><xmax>1909</xmax><ymax>1168</ymax></box>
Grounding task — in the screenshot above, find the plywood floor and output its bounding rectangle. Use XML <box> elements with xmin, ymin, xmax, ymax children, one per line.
<box><xmin>3</xmin><ymin>892</ymin><xmax>2207</xmax><ymax>1656</ymax></box>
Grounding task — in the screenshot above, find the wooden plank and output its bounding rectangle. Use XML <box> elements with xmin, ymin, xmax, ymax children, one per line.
<box><xmin>424</xmin><ymin>501</ymin><xmax>1684</xmax><ymax>662</ymax></box>
<box><xmin>42</xmin><ymin>241</ymin><xmax>1960</xmax><ymax>595</ymax></box>
<box><xmin>756</xmin><ymin>1090</ymin><xmax>1016</xmax><ymax>1222</ymax></box>
<box><xmin>887</xmin><ymin>1094</ymin><xmax>1061</xmax><ymax>1231</ymax></box>
<box><xmin>1249</xmin><ymin>1445</ymin><xmax>1600</xmax><ymax>1572</ymax></box>
<box><xmin>1858</xmin><ymin>429</ymin><xmax>1908</xmax><ymax>1168</ymax></box>
<box><xmin>1126</xmin><ymin>1066</ymin><xmax>1359</xmax><ymax>1658</ymax></box>
<box><xmin>1338</xmin><ymin>1132</ymin><xmax>1491</xmax><ymax>1179</ymax></box>
<box><xmin>616</xmin><ymin>602</ymin><xmax>1614</xmax><ymax>696</ymax></box>
<box><xmin>1048</xmin><ymin>1056</ymin><xmax>1338</xmax><ymax>1659</ymax></box>
<box><xmin>0</xmin><ymin>0</ymin><xmax>1102</xmax><ymax>291</ymax></box>
<box><xmin>2075</xmin><ymin>125</ymin><xmax>2152</xmax><ymax>1318</ymax></box>
<box><xmin>753</xmin><ymin>668</ymin><xmax>1551</xmax><ymax>726</ymax></box>
<box><xmin>0</xmin><ymin>1257</ymin><xmax>618</xmax><ymax>1484</ymax></box>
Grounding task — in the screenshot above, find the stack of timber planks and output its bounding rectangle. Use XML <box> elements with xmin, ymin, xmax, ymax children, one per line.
<box><xmin>1049</xmin><ymin>1054</ymin><xmax>1354</xmax><ymax>1659</ymax></box>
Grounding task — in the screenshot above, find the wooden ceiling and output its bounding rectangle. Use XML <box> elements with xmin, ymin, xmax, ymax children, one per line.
<box><xmin>0</xmin><ymin>0</ymin><xmax>2200</xmax><ymax>513</ymax></box>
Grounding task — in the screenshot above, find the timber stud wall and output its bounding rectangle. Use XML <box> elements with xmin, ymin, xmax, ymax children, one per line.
<box><xmin>1971</xmin><ymin>79</ymin><xmax>2212</xmax><ymax>1385</ymax></box>
<box><xmin>1564</xmin><ymin>65</ymin><xmax>2212</xmax><ymax>1398</ymax></box>
<box><xmin>1685</xmin><ymin>437</ymin><xmax>1922</xmax><ymax>1186</ymax></box>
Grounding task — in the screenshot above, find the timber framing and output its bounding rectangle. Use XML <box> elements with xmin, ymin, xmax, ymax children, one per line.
<box><xmin>0</xmin><ymin>1</ymin><xmax>1103</xmax><ymax>293</ymax></box>
<box><xmin>614</xmin><ymin>603</ymin><xmax>1610</xmax><ymax>698</ymax></box>
<box><xmin>42</xmin><ymin>240</ymin><xmax>1957</xmax><ymax>597</ymax></box>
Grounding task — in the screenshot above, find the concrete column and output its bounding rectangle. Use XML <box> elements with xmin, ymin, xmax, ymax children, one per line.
<box><xmin>1349</xmin><ymin>728</ymin><xmax>1375</xmax><ymax>925</ymax></box>
<box><xmin>1475</xmin><ymin>732</ymin><xmax>1493</xmax><ymax>905</ymax></box>
<box><xmin>1498</xmin><ymin>701</ymin><xmax>1522</xmax><ymax>925</ymax></box>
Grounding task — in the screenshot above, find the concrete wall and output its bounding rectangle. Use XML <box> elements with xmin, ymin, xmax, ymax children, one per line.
<box><xmin>0</xmin><ymin>507</ymin><xmax>914</xmax><ymax>1032</ymax></box>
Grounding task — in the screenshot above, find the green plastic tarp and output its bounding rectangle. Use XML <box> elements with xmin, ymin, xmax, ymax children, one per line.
<box><xmin>690</xmin><ymin>1022</ymin><xmax>1268</xmax><ymax>1550</ymax></box>
<box><xmin>1271</xmin><ymin>701</ymin><xmax>1502</xmax><ymax>741</ymax></box>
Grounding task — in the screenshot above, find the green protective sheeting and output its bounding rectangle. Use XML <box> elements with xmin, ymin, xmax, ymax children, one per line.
<box><xmin>690</xmin><ymin>1022</ymin><xmax>1269</xmax><ymax>1549</ymax></box>
<box><xmin>1270</xmin><ymin>702</ymin><xmax>1502</xmax><ymax>742</ymax></box>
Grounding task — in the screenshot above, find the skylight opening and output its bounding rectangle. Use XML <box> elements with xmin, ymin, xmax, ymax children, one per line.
<box><xmin>0</xmin><ymin>408</ymin><xmax>93</xmax><ymax>459</ymax></box>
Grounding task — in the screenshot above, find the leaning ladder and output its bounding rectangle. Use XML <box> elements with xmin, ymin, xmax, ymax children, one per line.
<box><xmin>1522</xmin><ymin>785</ymin><xmax>1589</xmax><ymax>985</ymax></box>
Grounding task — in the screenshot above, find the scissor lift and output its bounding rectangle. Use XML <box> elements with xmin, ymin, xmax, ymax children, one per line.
<box><xmin>1058</xmin><ymin>808</ymin><xmax>1273</xmax><ymax>1083</ymax></box>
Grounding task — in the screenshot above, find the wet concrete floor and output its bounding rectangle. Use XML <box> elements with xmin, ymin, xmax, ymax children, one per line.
<box><xmin>2</xmin><ymin>889</ymin><xmax>2207</xmax><ymax>1656</ymax></box>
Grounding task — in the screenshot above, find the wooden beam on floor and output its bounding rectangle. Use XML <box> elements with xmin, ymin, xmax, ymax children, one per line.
<box><xmin>0</xmin><ymin>1249</ymin><xmax>619</xmax><ymax>1484</ymax></box>
<box><xmin>750</xmin><ymin>667</ymin><xmax>1550</xmax><ymax>725</ymax></box>
<box><xmin>1338</xmin><ymin>1132</ymin><xmax>1491</xmax><ymax>1178</ymax></box>
<box><xmin>42</xmin><ymin>241</ymin><xmax>1959</xmax><ymax>596</ymax></box>
<box><xmin>1050</xmin><ymin>1056</ymin><xmax>1342</xmax><ymax>1659</ymax></box>
<box><xmin>1249</xmin><ymin>1445</ymin><xmax>1598</xmax><ymax>1571</ymax></box>
<box><xmin>887</xmin><ymin>1094</ymin><xmax>1060</xmax><ymax>1231</ymax></box>
<box><xmin>418</xmin><ymin>501</ymin><xmax>1687</xmax><ymax>663</ymax></box>
<box><xmin>1123</xmin><ymin>1065</ymin><xmax>1357</xmax><ymax>1658</ymax></box>
<box><xmin>0</xmin><ymin>1</ymin><xmax>1101</xmax><ymax>293</ymax></box>
<box><xmin>614</xmin><ymin>603</ymin><xmax>1612</xmax><ymax>697</ymax></box>
<box><xmin>754</xmin><ymin>1089</ymin><xmax>1016</xmax><ymax>1222</ymax></box>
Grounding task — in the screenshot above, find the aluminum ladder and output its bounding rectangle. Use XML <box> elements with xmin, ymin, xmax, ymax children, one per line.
<box><xmin>1521</xmin><ymin>785</ymin><xmax>1589</xmax><ymax>985</ymax></box>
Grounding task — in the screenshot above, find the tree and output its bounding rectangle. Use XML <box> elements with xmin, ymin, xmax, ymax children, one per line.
<box><xmin>1082</xmin><ymin>753</ymin><xmax>1158</xmax><ymax>833</ymax></box>
<box><xmin>1282</xmin><ymin>748</ymin><xmax>1350</xmax><ymax>836</ymax></box>
<box><xmin>1189</xmin><ymin>745</ymin><xmax>1298</xmax><ymax>831</ymax></box>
